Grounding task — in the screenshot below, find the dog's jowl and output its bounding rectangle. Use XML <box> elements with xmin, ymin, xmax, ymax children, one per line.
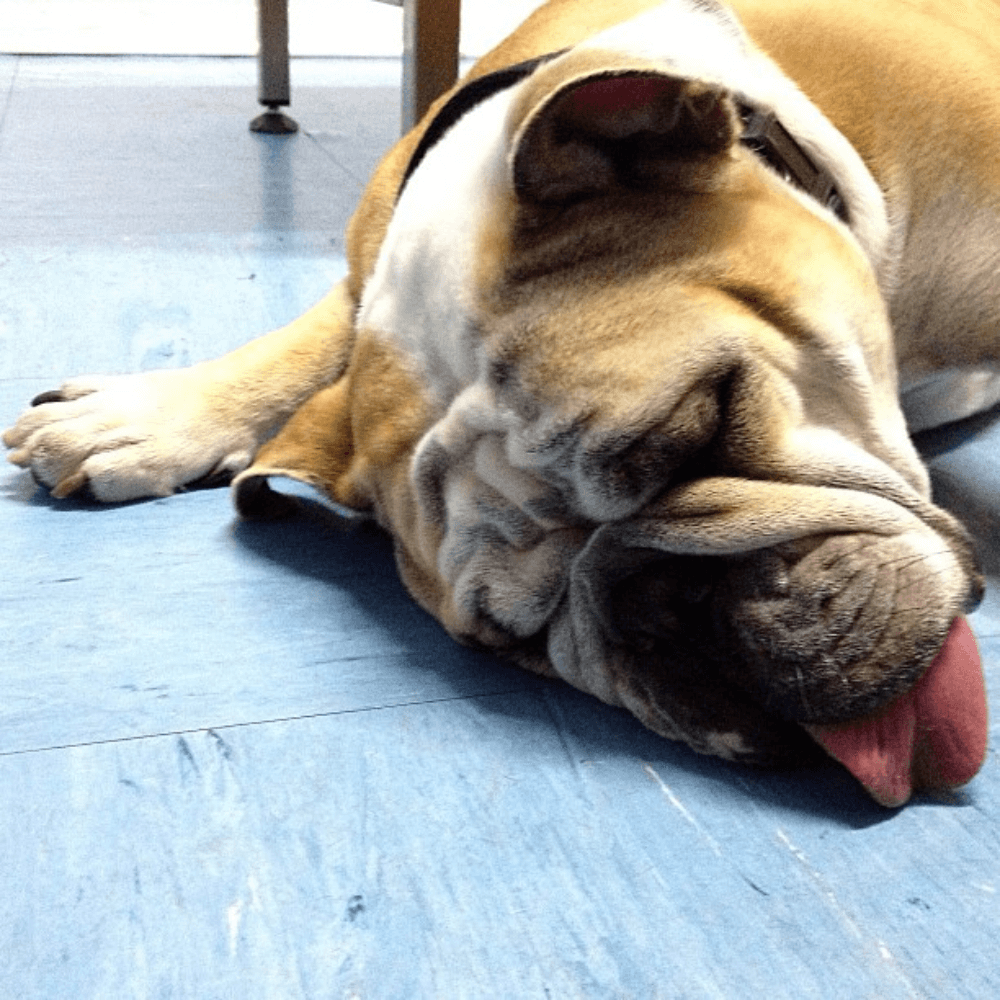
<box><xmin>6</xmin><ymin>0</ymin><xmax>999</xmax><ymax>806</ymax></box>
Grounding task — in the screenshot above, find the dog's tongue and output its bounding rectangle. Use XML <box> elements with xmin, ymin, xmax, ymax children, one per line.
<box><xmin>805</xmin><ymin>617</ymin><xmax>987</xmax><ymax>807</ymax></box>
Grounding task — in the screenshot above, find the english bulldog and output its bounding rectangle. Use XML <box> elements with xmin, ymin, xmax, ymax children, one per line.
<box><xmin>5</xmin><ymin>0</ymin><xmax>998</xmax><ymax>806</ymax></box>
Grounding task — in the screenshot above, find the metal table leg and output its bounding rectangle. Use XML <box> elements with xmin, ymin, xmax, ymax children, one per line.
<box><xmin>250</xmin><ymin>0</ymin><xmax>298</xmax><ymax>134</ymax></box>
<box><xmin>250</xmin><ymin>0</ymin><xmax>461</xmax><ymax>136</ymax></box>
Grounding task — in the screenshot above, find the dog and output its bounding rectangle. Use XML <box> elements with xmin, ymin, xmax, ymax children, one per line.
<box><xmin>5</xmin><ymin>0</ymin><xmax>998</xmax><ymax>806</ymax></box>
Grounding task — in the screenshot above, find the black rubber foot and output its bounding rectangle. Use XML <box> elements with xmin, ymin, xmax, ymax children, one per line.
<box><xmin>249</xmin><ymin>109</ymin><xmax>299</xmax><ymax>134</ymax></box>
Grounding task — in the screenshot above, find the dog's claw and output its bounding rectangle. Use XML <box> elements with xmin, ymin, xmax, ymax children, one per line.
<box><xmin>51</xmin><ymin>470</ymin><xmax>90</xmax><ymax>499</ymax></box>
<box><xmin>31</xmin><ymin>390</ymin><xmax>67</xmax><ymax>407</ymax></box>
<box><xmin>184</xmin><ymin>466</ymin><xmax>235</xmax><ymax>491</ymax></box>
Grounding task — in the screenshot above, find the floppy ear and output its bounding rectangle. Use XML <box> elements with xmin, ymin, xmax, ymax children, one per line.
<box><xmin>233</xmin><ymin>376</ymin><xmax>359</xmax><ymax>520</ymax></box>
<box><xmin>512</xmin><ymin>72</ymin><xmax>738</xmax><ymax>203</ymax></box>
<box><xmin>233</xmin><ymin>332</ymin><xmax>434</xmax><ymax>522</ymax></box>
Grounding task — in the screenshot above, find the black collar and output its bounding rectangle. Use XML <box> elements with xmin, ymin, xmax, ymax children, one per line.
<box><xmin>399</xmin><ymin>53</ymin><xmax>848</xmax><ymax>223</ymax></box>
<box><xmin>398</xmin><ymin>51</ymin><xmax>566</xmax><ymax>198</ymax></box>
<box><xmin>737</xmin><ymin>105</ymin><xmax>847</xmax><ymax>221</ymax></box>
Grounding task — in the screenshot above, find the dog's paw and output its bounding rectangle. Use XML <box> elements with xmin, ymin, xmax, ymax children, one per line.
<box><xmin>2</xmin><ymin>369</ymin><xmax>257</xmax><ymax>502</ymax></box>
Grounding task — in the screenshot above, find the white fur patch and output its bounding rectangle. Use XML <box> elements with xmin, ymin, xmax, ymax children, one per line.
<box><xmin>357</xmin><ymin>88</ymin><xmax>515</xmax><ymax>403</ymax></box>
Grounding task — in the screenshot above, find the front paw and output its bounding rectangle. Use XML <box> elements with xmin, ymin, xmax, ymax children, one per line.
<box><xmin>2</xmin><ymin>370</ymin><xmax>256</xmax><ymax>502</ymax></box>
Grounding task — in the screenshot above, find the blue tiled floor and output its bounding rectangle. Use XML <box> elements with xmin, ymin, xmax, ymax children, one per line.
<box><xmin>1</xmin><ymin>55</ymin><xmax>998</xmax><ymax>999</ymax></box>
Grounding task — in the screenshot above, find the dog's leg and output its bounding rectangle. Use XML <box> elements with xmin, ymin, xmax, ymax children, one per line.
<box><xmin>2</xmin><ymin>280</ymin><xmax>355</xmax><ymax>502</ymax></box>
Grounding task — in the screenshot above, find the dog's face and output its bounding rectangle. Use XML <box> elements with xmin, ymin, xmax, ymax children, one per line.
<box><xmin>242</xmin><ymin>55</ymin><xmax>986</xmax><ymax>804</ymax></box>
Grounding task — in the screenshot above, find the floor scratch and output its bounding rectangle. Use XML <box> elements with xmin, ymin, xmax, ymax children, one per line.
<box><xmin>644</xmin><ymin>763</ymin><xmax>769</xmax><ymax>896</ymax></box>
<box><xmin>775</xmin><ymin>827</ymin><xmax>917</xmax><ymax>992</ymax></box>
<box><xmin>643</xmin><ymin>763</ymin><xmax>724</xmax><ymax>859</ymax></box>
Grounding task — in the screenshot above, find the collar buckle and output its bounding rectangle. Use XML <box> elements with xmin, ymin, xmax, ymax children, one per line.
<box><xmin>739</xmin><ymin>105</ymin><xmax>848</xmax><ymax>221</ymax></box>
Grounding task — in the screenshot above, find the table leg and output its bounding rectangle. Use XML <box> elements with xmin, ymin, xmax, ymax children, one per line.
<box><xmin>251</xmin><ymin>0</ymin><xmax>299</xmax><ymax>134</ymax></box>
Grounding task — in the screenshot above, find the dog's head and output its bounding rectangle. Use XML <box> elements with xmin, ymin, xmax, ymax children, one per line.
<box><xmin>236</xmin><ymin>46</ymin><xmax>987</xmax><ymax>806</ymax></box>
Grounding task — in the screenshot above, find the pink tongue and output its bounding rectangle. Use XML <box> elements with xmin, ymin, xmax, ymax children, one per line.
<box><xmin>805</xmin><ymin>617</ymin><xmax>988</xmax><ymax>807</ymax></box>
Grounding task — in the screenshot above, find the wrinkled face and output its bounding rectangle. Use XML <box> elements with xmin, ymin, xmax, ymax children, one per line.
<box><xmin>351</xmin><ymin>54</ymin><xmax>986</xmax><ymax>803</ymax></box>
<box><xmin>475</xmin><ymin>153</ymin><xmax>982</xmax><ymax>742</ymax></box>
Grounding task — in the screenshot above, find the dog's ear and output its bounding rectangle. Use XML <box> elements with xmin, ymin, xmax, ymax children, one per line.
<box><xmin>233</xmin><ymin>332</ymin><xmax>433</xmax><ymax>522</ymax></box>
<box><xmin>233</xmin><ymin>376</ymin><xmax>360</xmax><ymax>520</ymax></box>
<box><xmin>512</xmin><ymin>72</ymin><xmax>738</xmax><ymax>203</ymax></box>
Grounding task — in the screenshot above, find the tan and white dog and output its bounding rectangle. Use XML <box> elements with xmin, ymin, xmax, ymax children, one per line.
<box><xmin>5</xmin><ymin>0</ymin><xmax>999</xmax><ymax>806</ymax></box>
